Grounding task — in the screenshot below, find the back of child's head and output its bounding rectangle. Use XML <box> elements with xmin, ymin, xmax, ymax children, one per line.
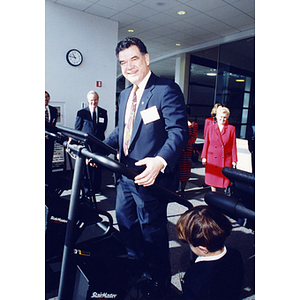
<box><xmin>176</xmin><ymin>205</ymin><xmax>232</xmax><ymax>252</ymax></box>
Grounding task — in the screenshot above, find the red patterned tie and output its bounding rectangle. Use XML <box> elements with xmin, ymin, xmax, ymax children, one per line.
<box><xmin>123</xmin><ymin>85</ymin><xmax>139</xmax><ymax>156</ymax></box>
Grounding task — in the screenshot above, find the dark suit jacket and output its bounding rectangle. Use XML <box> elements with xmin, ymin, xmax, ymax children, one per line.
<box><xmin>104</xmin><ymin>72</ymin><xmax>189</xmax><ymax>189</ymax></box>
<box><xmin>48</xmin><ymin>105</ymin><xmax>58</xmax><ymax>126</ymax></box>
<box><xmin>182</xmin><ymin>248</ymin><xmax>244</xmax><ymax>300</ymax></box>
<box><xmin>75</xmin><ymin>106</ymin><xmax>108</xmax><ymax>141</ymax></box>
<box><xmin>45</xmin><ymin>105</ymin><xmax>58</xmax><ymax>158</ymax></box>
<box><xmin>45</xmin><ymin>105</ymin><xmax>58</xmax><ymax>182</ymax></box>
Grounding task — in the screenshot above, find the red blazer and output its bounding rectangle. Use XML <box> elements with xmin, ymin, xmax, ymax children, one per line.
<box><xmin>201</xmin><ymin>123</ymin><xmax>237</xmax><ymax>188</ymax></box>
<box><xmin>204</xmin><ymin>117</ymin><xmax>215</xmax><ymax>138</ymax></box>
<box><xmin>204</xmin><ymin>117</ymin><xmax>228</xmax><ymax>138</ymax></box>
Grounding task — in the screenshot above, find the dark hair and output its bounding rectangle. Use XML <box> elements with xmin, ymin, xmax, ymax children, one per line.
<box><xmin>115</xmin><ymin>37</ymin><xmax>148</xmax><ymax>57</ymax></box>
<box><xmin>45</xmin><ymin>91</ymin><xmax>50</xmax><ymax>97</ymax></box>
<box><xmin>176</xmin><ymin>205</ymin><xmax>232</xmax><ymax>252</ymax></box>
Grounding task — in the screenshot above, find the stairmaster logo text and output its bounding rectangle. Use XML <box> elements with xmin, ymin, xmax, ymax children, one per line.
<box><xmin>91</xmin><ymin>292</ymin><xmax>117</xmax><ymax>299</ymax></box>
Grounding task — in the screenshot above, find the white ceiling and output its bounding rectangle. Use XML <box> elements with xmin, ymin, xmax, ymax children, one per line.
<box><xmin>47</xmin><ymin>0</ymin><xmax>254</xmax><ymax>78</ymax></box>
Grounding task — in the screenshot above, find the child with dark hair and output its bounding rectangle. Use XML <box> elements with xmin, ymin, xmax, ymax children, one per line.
<box><xmin>176</xmin><ymin>205</ymin><xmax>244</xmax><ymax>300</ymax></box>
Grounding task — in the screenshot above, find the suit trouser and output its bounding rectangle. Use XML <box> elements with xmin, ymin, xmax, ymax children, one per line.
<box><xmin>116</xmin><ymin>174</ymin><xmax>171</xmax><ymax>283</ymax></box>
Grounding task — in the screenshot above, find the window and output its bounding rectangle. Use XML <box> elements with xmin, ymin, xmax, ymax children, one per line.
<box><xmin>188</xmin><ymin>38</ymin><xmax>254</xmax><ymax>139</ymax></box>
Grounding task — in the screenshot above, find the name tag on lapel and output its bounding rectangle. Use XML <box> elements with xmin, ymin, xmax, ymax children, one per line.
<box><xmin>140</xmin><ymin>106</ymin><xmax>160</xmax><ymax>125</ymax></box>
<box><xmin>98</xmin><ymin>117</ymin><xmax>105</xmax><ymax>123</ymax></box>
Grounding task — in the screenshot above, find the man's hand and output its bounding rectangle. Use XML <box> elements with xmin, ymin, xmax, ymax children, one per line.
<box><xmin>134</xmin><ymin>157</ymin><xmax>164</xmax><ymax>187</ymax></box>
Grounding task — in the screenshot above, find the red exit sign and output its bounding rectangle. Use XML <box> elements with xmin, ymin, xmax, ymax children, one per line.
<box><xmin>96</xmin><ymin>81</ymin><xmax>102</xmax><ymax>87</ymax></box>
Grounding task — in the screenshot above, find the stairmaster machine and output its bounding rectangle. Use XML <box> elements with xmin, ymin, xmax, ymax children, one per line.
<box><xmin>45</xmin><ymin>124</ymin><xmax>193</xmax><ymax>300</ymax></box>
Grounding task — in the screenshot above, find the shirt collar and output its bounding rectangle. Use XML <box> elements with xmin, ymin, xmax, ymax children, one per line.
<box><xmin>195</xmin><ymin>246</ymin><xmax>227</xmax><ymax>263</ymax></box>
<box><xmin>89</xmin><ymin>106</ymin><xmax>97</xmax><ymax>115</ymax></box>
<box><xmin>136</xmin><ymin>70</ymin><xmax>151</xmax><ymax>94</ymax></box>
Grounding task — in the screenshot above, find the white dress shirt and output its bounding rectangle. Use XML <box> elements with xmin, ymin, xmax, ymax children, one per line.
<box><xmin>45</xmin><ymin>106</ymin><xmax>50</xmax><ymax>122</ymax></box>
<box><xmin>123</xmin><ymin>70</ymin><xmax>167</xmax><ymax>171</ymax></box>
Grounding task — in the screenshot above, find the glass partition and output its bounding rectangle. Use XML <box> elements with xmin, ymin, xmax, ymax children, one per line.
<box><xmin>188</xmin><ymin>37</ymin><xmax>254</xmax><ymax>139</ymax></box>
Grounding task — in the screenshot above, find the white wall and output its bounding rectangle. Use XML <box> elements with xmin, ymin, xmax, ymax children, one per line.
<box><xmin>45</xmin><ymin>1</ymin><xmax>118</xmax><ymax>136</ymax></box>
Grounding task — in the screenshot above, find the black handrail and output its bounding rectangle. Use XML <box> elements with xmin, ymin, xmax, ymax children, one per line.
<box><xmin>47</xmin><ymin>124</ymin><xmax>192</xmax><ymax>209</ymax></box>
<box><xmin>46</xmin><ymin>125</ymin><xmax>193</xmax><ymax>300</ymax></box>
<box><xmin>75</xmin><ymin>144</ymin><xmax>193</xmax><ymax>209</ymax></box>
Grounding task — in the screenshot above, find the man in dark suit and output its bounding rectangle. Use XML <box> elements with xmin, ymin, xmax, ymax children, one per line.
<box><xmin>104</xmin><ymin>37</ymin><xmax>189</xmax><ymax>298</ymax></box>
<box><xmin>75</xmin><ymin>91</ymin><xmax>108</xmax><ymax>142</ymax></box>
<box><xmin>45</xmin><ymin>91</ymin><xmax>58</xmax><ymax>187</ymax></box>
<box><xmin>75</xmin><ymin>91</ymin><xmax>108</xmax><ymax>194</ymax></box>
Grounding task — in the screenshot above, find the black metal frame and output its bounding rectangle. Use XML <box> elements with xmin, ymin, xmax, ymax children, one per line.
<box><xmin>45</xmin><ymin>125</ymin><xmax>193</xmax><ymax>300</ymax></box>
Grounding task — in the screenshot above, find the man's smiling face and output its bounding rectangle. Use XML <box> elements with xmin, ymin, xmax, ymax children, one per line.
<box><xmin>118</xmin><ymin>45</ymin><xmax>150</xmax><ymax>86</ymax></box>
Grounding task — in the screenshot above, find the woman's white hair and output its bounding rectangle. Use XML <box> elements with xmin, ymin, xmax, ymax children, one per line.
<box><xmin>217</xmin><ymin>106</ymin><xmax>230</xmax><ymax>118</ymax></box>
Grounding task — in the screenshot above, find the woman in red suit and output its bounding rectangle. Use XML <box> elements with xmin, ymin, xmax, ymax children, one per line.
<box><xmin>201</xmin><ymin>107</ymin><xmax>237</xmax><ymax>192</ymax></box>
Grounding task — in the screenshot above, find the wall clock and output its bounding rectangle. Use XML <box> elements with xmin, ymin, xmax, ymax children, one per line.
<box><xmin>66</xmin><ymin>49</ymin><xmax>83</xmax><ymax>66</ymax></box>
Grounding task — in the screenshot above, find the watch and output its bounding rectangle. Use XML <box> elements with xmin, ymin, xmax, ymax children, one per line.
<box><xmin>66</xmin><ymin>49</ymin><xmax>83</xmax><ymax>66</ymax></box>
